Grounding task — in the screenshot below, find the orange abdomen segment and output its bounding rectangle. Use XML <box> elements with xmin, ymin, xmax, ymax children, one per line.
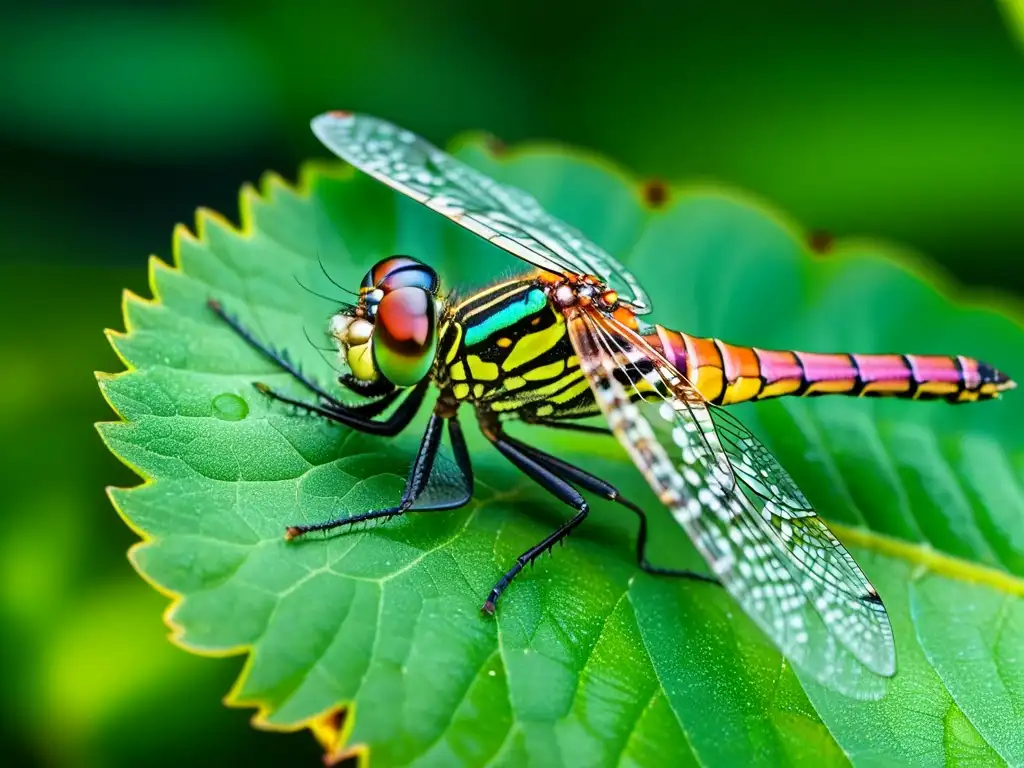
<box><xmin>652</xmin><ymin>327</ymin><xmax>1015</xmax><ymax>405</ymax></box>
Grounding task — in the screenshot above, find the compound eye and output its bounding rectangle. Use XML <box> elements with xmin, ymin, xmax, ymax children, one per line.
<box><xmin>361</xmin><ymin>255</ymin><xmax>438</xmax><ymax>295</ymax></box>
<box><xmin>371</xmin><ymin>287</ymin><xmax>438</xmax><ymax>387</ymax></box>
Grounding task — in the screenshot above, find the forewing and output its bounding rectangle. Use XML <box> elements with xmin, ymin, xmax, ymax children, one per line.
<box><xmin>567</xmin><ymin>309</ymin><xmax>896</xmax><ymax>698</ymax></box>
<box><xmin>310</xmin><ymin>111</ymin><xmax>651</xmax><ymax>314</ymax></box>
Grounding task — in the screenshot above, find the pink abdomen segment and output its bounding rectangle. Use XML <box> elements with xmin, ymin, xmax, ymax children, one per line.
<box><xmin>651</xmin><ymin>327</ymin><xmax>1015</xmax><ymax>406</ymax></box>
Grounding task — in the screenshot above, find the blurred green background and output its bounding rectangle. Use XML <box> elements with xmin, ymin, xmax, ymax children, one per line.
<box><xmin>1</xmin><ymin>1</ymin><xmax>1021</xmax><ymax>766</ymax></box>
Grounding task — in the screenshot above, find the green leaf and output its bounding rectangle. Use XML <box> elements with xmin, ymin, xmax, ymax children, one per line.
<box><xmin>98</xmin><ymin>138</ymin><xmax>1024</xmax><ymax>766</ymax></box>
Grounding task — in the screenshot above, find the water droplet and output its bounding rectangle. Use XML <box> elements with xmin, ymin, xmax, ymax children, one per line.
<box><xmin>212</xmin><ymin>392</ymin><xmax>248</xmax><ymax>421</ymax></box>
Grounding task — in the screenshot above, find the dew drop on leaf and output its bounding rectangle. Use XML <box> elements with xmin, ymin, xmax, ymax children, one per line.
<box><xmin>211</xmin><ymin>392</ymin><xmax>248</xmax><ymax>421</ymax></box>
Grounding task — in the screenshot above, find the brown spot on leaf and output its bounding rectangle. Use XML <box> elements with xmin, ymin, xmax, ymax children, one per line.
<box><xmin>484</xmin><ymin>133</ymin><xmax>507</xmax><ymax>155</ymax></box>
<box><xmin>642</xmin><ymin>179</ymin><xmax>669</xmax><ymax>209</ymax></box>
<box><xmin>324</xmin><ymin>707</ymin><xmax>346</xmax><ymax>734</ymax></box>
<box><xmin>807</xmin><ymin>229</ymin><xmax>835</xmax><ymax>255</ymax></box>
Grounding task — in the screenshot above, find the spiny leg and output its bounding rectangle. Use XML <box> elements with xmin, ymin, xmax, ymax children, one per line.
<box><xmin>341</xmin><ymin>387</ymin><xmax>402</xmax><ymax>419</ymax></box>
<box><xmin>209</xmin><ymin>298</ymin><xmax>396</xmax><ymax>413</ymax></box>
<box><xmin>482</xmin><ymin>430</ymin><xmax>593</xmax><ymax>615</ymax></box>
<box><xmin>286</xmin><ymin>411</ymin><xmax>474</xmax><ymax>539</ymax></box>
<box><xmin>255</xmin><ymin>375</ymin><xmax>398</xmax><ymax>421</ymax></box>
<box><xmin>255</xmin><ymin>377</ymin><xmax>429</xmax><ymax>437</ymax></box>
<box><xmin>254</xmin><ymin>367</ymin><xmax>400</xmax><ymax>421</ymax></box>
<box><xmin>285</xmin><ymin>411</ymin><xmax>441</xmax><ymax>539</ymax></box>
<box><xmin>503</xmin><ymin>433</ymin><xmax>719</xmax><ymax>585</ymax></box>
<box><xmin>338</xmin><ymin>372</ymin><xmax>395</xmax><ymax>399</ymax></box>
<box><xmin>446</xmin><ymin>417</ymin><xmax>474</xmax><ymax>499</ymax></box>
<box><xmin>208</xmin><ymin>299</ymin><xmax>344</xmax><ymax>402</ymax></box>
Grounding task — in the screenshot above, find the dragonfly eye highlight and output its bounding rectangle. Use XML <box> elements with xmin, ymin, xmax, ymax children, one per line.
<box><xmin>361</xmin><ymin>255</ymin><xmax>439</xmax><ymax>295</ymax></box>
<box><xmin>371</xmin><ymin>286</ymin><xmax>438</xmax><ymax>387</ymax></box>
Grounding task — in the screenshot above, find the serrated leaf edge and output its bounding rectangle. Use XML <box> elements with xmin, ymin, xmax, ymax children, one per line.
<box><xmin>94</xmin><ymin>160</ymin><xmax>372</xmax><ymax>767</ymax></box>
<box><xmin>93</xmin><ymin>134</ymin><xmax>1024</xmax><ymax>766</ymax></box>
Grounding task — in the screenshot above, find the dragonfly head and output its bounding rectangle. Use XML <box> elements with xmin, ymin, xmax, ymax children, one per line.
<box><xmin>329</xmin><ymin>256</ymin><xmax>441</xmax><ymax>387</ymax></box>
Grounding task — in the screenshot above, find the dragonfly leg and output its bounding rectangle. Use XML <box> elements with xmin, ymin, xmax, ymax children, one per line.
<box><xmin>502</xmin><ymin>434</ymin><xmax>719</xmax><ymax>586</ymax></box>
<box><xmin>254</xmin><ymin>378</ymin><xmax>429</xmax><ymax>437</ymax></box>
<box><xmin>207</xmin><ymin>299</ymin><xmax>350</xmax><ymax>403</ymax></box>
<box><xmin>209</xmin><ymin>298</ymin><xmax>399</xmax><ymax>414</ymax></box>
<box><xmin>482</xmin><ymin>430</ymin><xmax>591</xmax><ymax>614</ymax></box>
<box><xmin>249</xmin><ymin>378</ymin><xmax>409</xmax><ymax>428</ymax></box>
<box><xmin>286</xmin><ymin>413</ymin><xmax>473</xmax><ymax>539</ymax></box>
<box><xmin>340</xmin><ymin>388</ymin><xmax>402</xmax><ymax>419</ymax></box>
<box><xmin>338</xmin><ymin>372</ymin><xmax>395</xmax><ymax>399</ymax></box>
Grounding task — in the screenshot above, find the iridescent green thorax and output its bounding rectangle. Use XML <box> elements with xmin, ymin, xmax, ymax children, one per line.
<box><xmin>437</xmin><ymin>279</ymin><xmax>597</xmax><ymax>421</ymax></box>
<box><xmin>462</xmin><ymin>287</ymin><xmax>547</xmax><ymax>347</ymax></box>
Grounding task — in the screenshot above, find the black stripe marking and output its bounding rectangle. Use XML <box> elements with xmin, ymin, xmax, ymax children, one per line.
<box><xmin>710</xmin><ymin>338</ymin><xmax>729</xmax><ymax>405</ymax></box>
<box><xmin>951</xmin><ymin>354</ymin><xmax>967</xmax><ymax>396</ymax></box>
<box><xmin>792</xmin><ymin>352</ymin><xmax>811</xmax><ymax>397</ymax></box>
<box><xmin>612</xmin><ymin>358</ymin><xmax>656</xmax><ymax>387</ymax></box>
<box><xmin>848</xmin><ymin>353</ymin><xmax>866</xmax><ymax>397</ymax></box>
<box><xmin>750</xmin><ymin>348</ymin><xmax>769</xmax><ymax>401</ymax></box>
<box><xmin>901</xmin><ymin>354</ymin><xmax>919</xmax><ymax>399</ymax></box>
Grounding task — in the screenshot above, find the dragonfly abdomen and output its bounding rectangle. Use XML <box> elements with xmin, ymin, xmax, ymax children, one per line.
<box><xmin>653</xmin><ymin>327</ymin><xmax>1015</xmax><ymax>405</ymax></box>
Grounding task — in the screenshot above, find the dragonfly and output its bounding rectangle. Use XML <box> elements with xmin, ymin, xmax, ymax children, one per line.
<box><xmin>208</xmin><ymin>111</ymin><xmax>1015</xmax><ymax>698</ymax></box>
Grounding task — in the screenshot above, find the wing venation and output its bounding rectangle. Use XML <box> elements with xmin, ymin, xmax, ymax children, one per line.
<box><xmin>567</xmin><ymin>307</ymin><xmax>896</xmax><ymax>698</ymax></box>
<box><xmin>311</xmin><ymin>112</ymin><xmax>651</xmax><ymax>313</ymax></box>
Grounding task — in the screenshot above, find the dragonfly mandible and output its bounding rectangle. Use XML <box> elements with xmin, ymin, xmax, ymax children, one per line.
<box><xmin>208</xmin><ymin>112</ymin><xmax>1015</xmax><ymax>698</ymax></box>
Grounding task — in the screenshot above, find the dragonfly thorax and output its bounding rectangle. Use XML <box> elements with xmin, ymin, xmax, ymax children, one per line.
<box><xmin>540</xmin><ymin>272</ymin><xmax>620</xmax><ymax>312</ymax></box>
<box><xmin>329</xmin><ymin>255</ymin><xmax>442</xmax><ymax>387</ymax></box>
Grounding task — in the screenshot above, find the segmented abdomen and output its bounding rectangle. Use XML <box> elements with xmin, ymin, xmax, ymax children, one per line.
<box><xmin>652</xmin><ymin>327</ymin><xmax>1014</xmax><ymax>405</ymax></box>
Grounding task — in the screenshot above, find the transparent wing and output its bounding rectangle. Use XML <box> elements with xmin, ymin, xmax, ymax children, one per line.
<box><xmin>310</xmin><ymin>111</ymin><xmax>652</xmax><ymax>314</ymax></box>
<box><xmin>567</xmin><ymin>308</ymin><xmax>896</xmax><ymax>698</ymax></box>
<box><xmin>708</xmin><ymin>406</ymin><xmax>815</xmax><ymax>519</ymax></box>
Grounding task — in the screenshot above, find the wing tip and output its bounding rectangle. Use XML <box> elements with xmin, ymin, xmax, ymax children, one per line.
<box><xmin>310</xmin><ymin>110</ymin><xmax>356</xmax><ymax>132</ymax></box>
<box><xmin>861</xmin><ymin>588</ymin><xmax>883</xmax><ymax>605</ymax></box>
